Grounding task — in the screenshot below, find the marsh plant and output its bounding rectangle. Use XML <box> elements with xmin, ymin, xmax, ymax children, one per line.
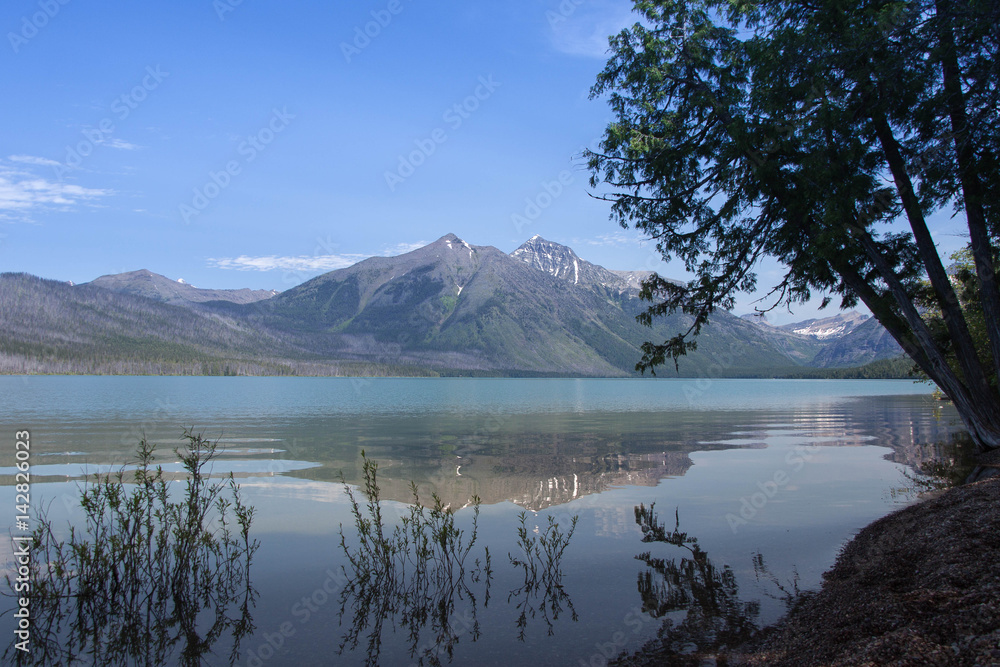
<box><xmin>336</xmin><ymin>451</ymin><xmax>493</xmax><ymax>666</ymax></box>
<box><xmin>4</xmin><ymin>430</ymin><xmax>258</xmax><ymax>667</ymax></box>
<box><xmin>508</xmin><ymin>512</ymin><xmax>578</xmax><ymax>641</ymax></box>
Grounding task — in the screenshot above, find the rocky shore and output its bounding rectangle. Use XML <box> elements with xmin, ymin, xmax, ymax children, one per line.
<box><xmin>733</xmin><ymin>461</ymin><xmax>1000</xmax><ymax>666</ymax></box>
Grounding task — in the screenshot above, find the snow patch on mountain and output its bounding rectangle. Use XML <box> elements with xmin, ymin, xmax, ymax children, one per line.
<box><xmin>510</xmin><ymin>236</ymin><xmax>654</xmax><ymax>293</ymax></box>
<box><xmin>769</xmin><ymin>311</ymin><xmax>871</xmax><ymax>339</ymax></box>
<box><xmin>792</xmin><ymin>323</ymin><xmax>850</xmax><ymax>338</ymax></box>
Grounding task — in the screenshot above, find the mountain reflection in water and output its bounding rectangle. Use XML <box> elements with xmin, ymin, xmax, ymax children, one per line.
<box><xmin>0</xmin><ymin>378</ymin><xmax>974</xmax><ymax>665</ymax></box>
<box><xmin>266</xmin><ymin>393</ymin><xmax>965</xmax><ymax>516</ymax></box>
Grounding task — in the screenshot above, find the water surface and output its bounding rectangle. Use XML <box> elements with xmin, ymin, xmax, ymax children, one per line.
<box><xmin>0</xmin><ymin>377</ymin><xmax>968</xmax><ymax>665</ymax></box>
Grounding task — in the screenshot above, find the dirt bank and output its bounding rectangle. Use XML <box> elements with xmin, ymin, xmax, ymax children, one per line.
<box><xmin>733</xmin><ymin>471</ymin><xmax>1000</xmax><ymax>666</ymax></box>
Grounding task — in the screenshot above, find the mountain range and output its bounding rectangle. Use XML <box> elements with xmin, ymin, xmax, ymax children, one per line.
<box><xmin>88</xmin><ymin>269</ymin><xmax>278</xmax><ymax>305</ymax></box>
<box><xmin>0</xmin><ymin>234</ymin><xmax>903</xmax><ymax>377</ymax></box>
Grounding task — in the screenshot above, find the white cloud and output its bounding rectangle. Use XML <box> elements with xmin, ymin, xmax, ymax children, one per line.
<box><xmin>7</xmin><ymin>154</ymin><xmax>62</xmax><ymax>167</ymax></box>
<box><xmin>208</xmin><ymin>254</ymin><xmax>369</xmax><ymax>272</ymax></box>
<box><xmin>581</xmin><ymin>231</ymin><xmax>637</xmax><ymax>247</ymax></box>
<box><xmin>104</xmin><ymin>138</ymin><xmax>141</xmax><ymax>151</ymax></box>
<box><xmin>0</xmin><ymin>162</ymin><xmax>111</xmax><ymax>214</ymax></box>
<box><xmin>382</xmin><ymin>240</ymin><xmax>428</xmax><ymax>255</ymax></box>
<box><xmin>210</xmin><ymin>239</ymin><xmax>430</xmax><ymax>274</ymax></box>
<box><xmin>548</xmin><ymin>0</ymin><xmax>636</xmax><ymax>58</ymax></box>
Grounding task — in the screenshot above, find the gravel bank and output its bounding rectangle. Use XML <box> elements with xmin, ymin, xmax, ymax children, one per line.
<box><xmin>733</xmin><ymin>471</ymin><xmax>1000</xmax><ymax>666</ymax></box>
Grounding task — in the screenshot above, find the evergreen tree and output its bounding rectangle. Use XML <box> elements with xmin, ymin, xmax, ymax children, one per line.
<box><xmin>588</xmin><ymin>0</ymin><xmax>1000</xmax><ymax>451</ymax></box>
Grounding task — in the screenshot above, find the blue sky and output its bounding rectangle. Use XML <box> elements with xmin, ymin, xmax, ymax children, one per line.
<box><xmin>1</xmin><ymin>0</ymin><xmax>968</xmax><ymax>324</ymax></box>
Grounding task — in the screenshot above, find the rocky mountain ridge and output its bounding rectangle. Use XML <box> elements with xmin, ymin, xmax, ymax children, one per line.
<box><xmin>88</xmin><ymin>269</ymin><xmax>278</xmax><ymax>305</ymax></box>
<box><xmin>1</xmin><ymin>234</ymin><xmax>905</xmax><ymax>375</ymax></box>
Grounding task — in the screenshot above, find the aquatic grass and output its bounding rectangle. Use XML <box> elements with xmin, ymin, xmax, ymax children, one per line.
<box><xmin>337</xmin><ymin>451</ymin><xmax>492</xmax><ymax>666</ymax></box>
<box><xmin>508</xmin><ymin>512</ymin><xmax>578</xmax><ymax>640</ymax></box>
<box><xmin>4</xmin><ymin>429</ymin><xmax>258</xmax><ymax>667</ymax></box>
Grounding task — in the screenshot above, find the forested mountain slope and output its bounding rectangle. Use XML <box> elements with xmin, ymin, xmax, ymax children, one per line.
<box><xmin>0</xmin><ymin>235</ymin><xmax>906</xmax><ymax>376</ymax></box>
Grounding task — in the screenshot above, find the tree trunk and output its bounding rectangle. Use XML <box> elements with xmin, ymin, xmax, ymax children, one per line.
<box><xmin>681</xmin><ymin>57</ymin><xmax>1000</xmax><ymax>452</ymax></box>
<box><xmin>852</xmin><ymin>225</ymin><xmax>1000</xmax><ymax>451</ymax></box>
<box><xmin>834</xmin><ymin>252</ymin><xmax>1000</xmax><ymax>452</ymax></box>
<box><xmin>869</xmin><ymin>109</ymin><xmax>996</xmax><ymax>400</ymax></box>
<box><xmin>934</xmin><ymin>0</ymin><xmax>1000</xmax><ymax>385</ymax></box>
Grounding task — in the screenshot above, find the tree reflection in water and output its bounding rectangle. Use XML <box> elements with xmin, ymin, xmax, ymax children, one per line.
<box><xmin>507</xmin><ymin>512</ymin><xmax>578</xmax><ymax>641</ymax></box>
<box><xmin>4</xmin><ymin>432</ymin><xmax>258</xmax><ymax>667</ymax></box>
<box><xmin>618</xmin><ymin>504</ymin><xmax>762</xmax><ymax>665</ymax></box>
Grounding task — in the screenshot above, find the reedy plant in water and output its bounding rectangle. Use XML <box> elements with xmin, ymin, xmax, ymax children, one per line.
<box><xmin>4</xmin><ymin>430</ymin><xmax>258</xmax><ymax>667</ymax></box>
<box><xmin>336</xmin><ymin>451</ymin><xmax>492</xmax><ymax>667</ymax></box>
<box><xmin>507</xmin><ymin>512</ymin><xmax>578</xmax><ymax>641</ymax></box>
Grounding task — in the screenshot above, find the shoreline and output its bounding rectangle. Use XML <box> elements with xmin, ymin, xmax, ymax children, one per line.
<box><xmin>732</xmin><ymin>461</ymin><xmax>1000</xmax><ymax>666</ymax></box>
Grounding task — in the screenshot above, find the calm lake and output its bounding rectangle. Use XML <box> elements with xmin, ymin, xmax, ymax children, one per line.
<box><xmin>0</xmin><ymin>377</ymin><xmax>969</xmax><ymax>665</ymax></box>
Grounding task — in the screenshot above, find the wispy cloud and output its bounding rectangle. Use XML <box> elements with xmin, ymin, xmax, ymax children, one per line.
<box><xmin>382</xmin><ymin>240</ymin><xmax>428</xmax><ymax>255</ymax></box>
<box><xmin>210</xmin><ymin>239</ymin><xmax>429</xmax><ymax>273</ymax></box>
<box><xmin>579</xmin><ymin>231</ymin><xmax>637</xmax><ymax>247</ymax></box>
<box><xmin>104</xmin><ymin>138</ymin><xmax>141</xmax><ymax>151</ymax></box>
<box><xmin>548</xmin><ymin>0</ymin><xmax>636</xmax><ymax>58</ymax></box>
<box><xmin>0</xmin><ymin>160</ymin><xmax>112</xmax><ymax>216</ymax></box>
<box><xmin>8</xmin><ymin>154</ymin><xmax>62</xmax><ymax>167</ymax></box>
<box><xmin>208</xmin><ymin>254</ymin><xmax>369</xmax><ymax>272</ymax></box>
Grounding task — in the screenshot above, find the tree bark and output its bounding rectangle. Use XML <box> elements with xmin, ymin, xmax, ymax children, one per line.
<box><xmin>678</xmin><ymin>51</ymin><xmax>1000</xmax><ymax>451</ymax></box>
<box><xmin>869</xmin><ymin>108</ymin><xmax>995</xmax><ymax>401</ymax></box>
<box><xmin>933</xmin><ymin>0</ymin><xmax>1000</xmax><ymax>384</ymax></box>
<box><xmin>831</xmin><ymin>243</ymin><xmax>1000</xmax><ymax>451</ymax></box>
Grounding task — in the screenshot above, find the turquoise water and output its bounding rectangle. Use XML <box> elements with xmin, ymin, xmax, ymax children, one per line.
<box><xmin>0</xmin><ymin>377</ymin><xmax>967</xmax><ymax>665</ymax></box>
<box><xmin>0</xmin><ymin>376</ymin><xmax>942</xmax><ymax>420</ymax></box>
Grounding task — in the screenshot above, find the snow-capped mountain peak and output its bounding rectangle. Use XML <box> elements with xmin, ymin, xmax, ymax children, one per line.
<box><xmin>510</xmin><ymin>236</ymin><xmax>659</xmax><ymax>294</ymax></box>
<box><xmin>775</xmin><ymin>311</ymin><xmax>870</xmax><ymax>339</ymax></box>
<box><xmin>511</xmin><ymin>236</ymin><xmax>582</xmax><ymax>284</ymax></box>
